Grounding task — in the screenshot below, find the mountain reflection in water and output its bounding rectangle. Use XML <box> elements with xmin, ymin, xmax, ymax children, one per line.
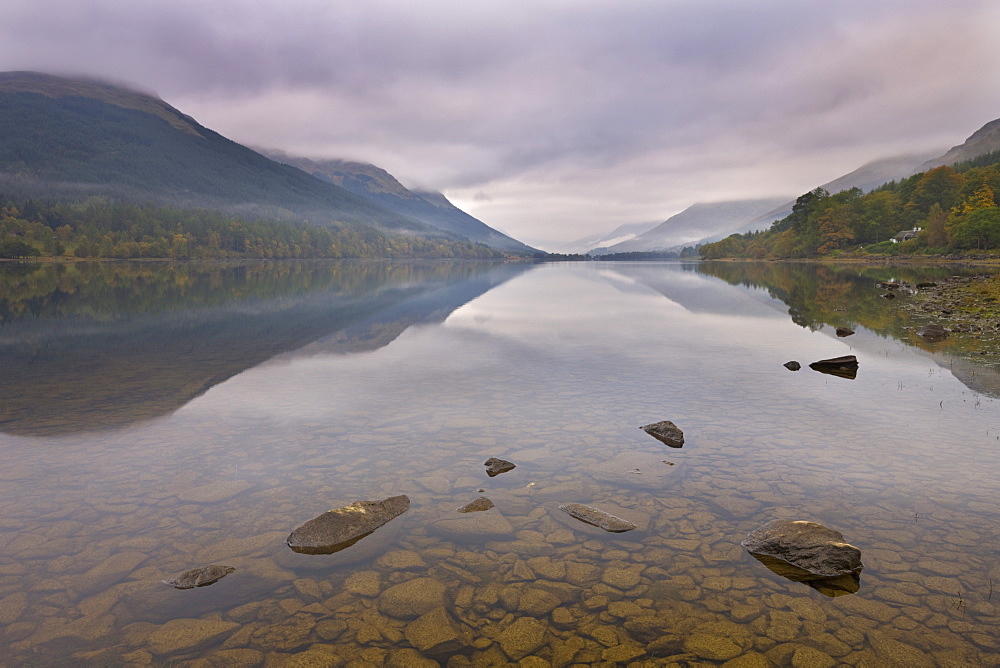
<box><xmin>0</xmin><ymin>261</ymin><xmax>529</xmax><ymax>436</ymax></box>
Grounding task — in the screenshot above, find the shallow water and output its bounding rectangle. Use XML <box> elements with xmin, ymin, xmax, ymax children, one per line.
<box><xmin>1</xmin><ymin>260</ymin><xmax>999</xmax><ymax>666</ymax></box>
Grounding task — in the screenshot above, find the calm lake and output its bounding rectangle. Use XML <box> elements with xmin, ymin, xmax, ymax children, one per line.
<box><xmin>1</xmin><ymin>260</ymin><xmax>999</xmax><ymax>666</ymax></box>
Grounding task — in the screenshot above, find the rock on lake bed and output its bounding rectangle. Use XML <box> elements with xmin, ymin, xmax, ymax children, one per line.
<box><xmin>287</xmin><ymin>495</ymin><xmax>410</xmax><ymax>555</ymax></box>
<box><xmin>162</xmin><ymin>564</ymin><xmax>235</xmax><ymax>589</ymax></box>
<box><xmin>559</xmin><ymin>503</ymin><xmax>637</xmax><ymax>532</ymax></box>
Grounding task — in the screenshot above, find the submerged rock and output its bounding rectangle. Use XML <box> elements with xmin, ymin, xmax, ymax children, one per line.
<box><xmin>404</xmin><ymin>606</ymin><xmax>468</xmax><ymax>656</ymax></box>
<box><xmin>430</xmin><ymin>507</ymin><xmax>515</xmax><ymax>539</ymax></box>
<box><xmin>783</xmin><ymin>361</ymin><xmax>801</xmax><ymax>371</ymax></box>
<box><xmin>589</xmin><ymin>451</ymin><xmax>682</xmax><ymax>491</ymax></box>
<box><xmin>808</xmin><ymin>355</ymin><xmax>858</xmax><ymax>380</ymax></box>
<box><xmin>742</xmin><ymin>519</ymin><xmax>863</xmax><ymax>596</ymax></box>
<box><xmin>163</xmin><ymin>564</ymin><xmax>235</xmax><ymax>590</ymax></box>
<box><xmin>287</xmin><ymin>495</ymin><xmax>410</xmax><ymax>555</ymax></box>
<box><xmin>916</xmin><ymin>324</ymin><xmax>949</xmax><ymax>341</ymax></box>
<box><xmin>484</xmin><ymin>457</ymin><xmax>516</xmax><ymax>477</ymax></box>
<box><xmin>559</xmin><ymin>503</ymin><xmax>637</xmax><ymax>533</ymax></box>
<box><xmin>457</xmin><ymin>496</ymin><xmax>494</xmax><ymax>513</ymax></box>
<box><xmin>835</xmin><ymin>327</ymin><xmax>855</xmax><ymax>337</ymax></box>
<box><xmin>640</xmin><ymin>420</ymin><xmax>684</xmax><ymax>448</ymax></box>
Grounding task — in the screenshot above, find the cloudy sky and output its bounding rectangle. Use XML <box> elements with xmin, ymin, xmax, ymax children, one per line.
<box><xmin>3</xmin><ymin>0</ymin><xmax>1000</xmax><ymax>248</ymax></box>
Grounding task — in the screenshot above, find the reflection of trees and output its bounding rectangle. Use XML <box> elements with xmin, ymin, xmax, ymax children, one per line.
<box><xmin>0</xmin><ymin>261</ymin><xmax>496</xmax><ymax>324</ymax></box>
<box><xmin>696</xmin><ymin>261</ymin><xmax>987</xmax><ymax>353</ymax></box>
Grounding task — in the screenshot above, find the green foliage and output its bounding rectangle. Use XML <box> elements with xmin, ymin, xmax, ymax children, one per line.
<box><xmin>700</xmin><ymin>158</ymin><xmax>1000</xmax><ymax>259</ymax></box>
<box><xmin>0</xmin><ymin>195</ymin><xmax>502</xmax><ymax>260</ymax></box>
<box><xmin>0</xmin><ymin>239</ymin><xmax>41</xmax><ymax>258</ymax></box>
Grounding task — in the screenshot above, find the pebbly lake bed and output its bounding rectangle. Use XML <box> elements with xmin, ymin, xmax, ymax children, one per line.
<box><xmin>0</xmin><ymin>259</ymin><xmax>999</xmax><ymax>666</ymax></box>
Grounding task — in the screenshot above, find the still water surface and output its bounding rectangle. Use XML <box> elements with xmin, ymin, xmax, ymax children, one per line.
<box><xmin>1</xmin><ymin>260</ymin><xmax>999</xmax><ymax>666</ymax></box>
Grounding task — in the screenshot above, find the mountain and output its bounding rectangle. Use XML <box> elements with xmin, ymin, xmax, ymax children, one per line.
<box><xmin>592</xmin><ymin>198</ymin><xmax>790</xmax><ymax>255</ymax></box>
<box><xmin>602</xmin><ymin>149</ymin><xmax>943</xmax><ymax>255</ymax></box>
<box><xmin>261</xmin><ymin>150</ymin><xmax>536</xmax><ymax>254</ymax></box>
<box><xmin>552</xmin><ymin>221</ymin><xmax>659</xmax><ymax>255</ymax></box>
<box><xmin>914</xmin><ymin>118</ymin><xmax>1000</xmax><ymax>173</ymax></box>
<box><xmin>0</xmin><ymin>71</ymin><xmax>533</xmax><ymax>254</ymax></box>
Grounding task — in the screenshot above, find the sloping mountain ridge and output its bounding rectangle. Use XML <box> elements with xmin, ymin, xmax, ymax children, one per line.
<box><xmin>0</xmin><ymin>72</ymin><xmax>437</xmax><ymax>235</ymax></box>
<box><xmin>915</xmin><ymin>118</ymin><xmax>1000</xmax><ymax>173</ymax></box>
<box><xmin>261</xmin><ymin>150</ymin><xmax>536</xmax><ymax>253</ymax></box>
<box><xmin>0</xmin><ymin>71</ymin><xmax>534</xmax><ymax>254</ymax></box>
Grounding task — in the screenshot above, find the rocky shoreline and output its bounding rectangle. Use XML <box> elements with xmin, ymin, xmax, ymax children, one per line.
<box><xmin>896</xmin><ymin>275</ymin><xmax>1000</xmax><ymax>350</ymax></box>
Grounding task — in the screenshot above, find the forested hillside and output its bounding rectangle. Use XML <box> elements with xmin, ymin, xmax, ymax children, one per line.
<box><xmin>700</xmin><ymin>152</ymin><xmax>1000</xmax><ymax>259</ymax></box>
<box><xmin>0</xmin><ymin>196</ymin><xmax>501</xmax><ymax>259</ymax></box>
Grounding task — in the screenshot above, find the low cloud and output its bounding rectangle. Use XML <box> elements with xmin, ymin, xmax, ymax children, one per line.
<box><xmin>2</xmin><ymin>0</ymin><xmax>999</xmax><ymax>244</ymax></box>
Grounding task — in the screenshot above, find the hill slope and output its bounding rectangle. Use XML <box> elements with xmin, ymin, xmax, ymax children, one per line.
<box><xmin>262</xmin><ymin>150</ymin><xmax>536</xmax><ymax>253</ymax></box>
<box><xmin>915</xmin><ymin>118</ymin><xmax>1000</xmax><ymax>173</ymax></box>
<box><xmin>0</xmin><ymin>71</ymin><xmax>456</xmax><ymax>239</ymax></box>
<box><xmin>593</xmin><ymin>198</ymin><xmax>790</xmax><ymax>254</ymax></box>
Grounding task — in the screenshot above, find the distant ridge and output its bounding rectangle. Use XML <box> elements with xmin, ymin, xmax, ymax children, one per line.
<box><xmin>553</xmin><ymin>221</ymin><xmax>659</xmax><ymax>255</ymax></box>
<box><xmin>592</xmin><ymin>198</ymin><xmax>790</xmax><ymax>255</ymax></box>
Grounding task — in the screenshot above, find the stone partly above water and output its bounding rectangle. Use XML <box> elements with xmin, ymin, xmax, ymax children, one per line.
<box><xmin>559</xmin><ymin>503</ymin><xmax>637</xmax><ymax>532</ymax></box>
<box><xmin>835</xmin><ymin>327</ymin><xmax>855</xmax><ymax>337</ymax></box>
<box><xmin>808</xmin><ymin>355</ymin><xmax>858</xmax><ymax>380</ymax></box>
<box><xmin>741</xmin><ymin>519</ymin><xmax>863</xmax><ymax>589</ymax></box>
<box><xmin>783</xmin><ymin>361</ymin><xmax>801</xmax><ymax>371</ymax></box>
<box><xmin>162</xmin><ymin>564</ymin><xmax>235</xmax><ymax>589</ymax></box>
<box><xmin>917</xmin><ymin>324</ymin><xmax>950</xmax><ymax>341</ymax></box>
<box><xmin>286</xmin><ymin>495</ymin><xmax>410</xmax><ymax>555</ymax></box>
<box><xmin>639</xmin><ymin>420</ymin><xmax>684</xmax><ymax>448</ymax></box>
<box><xmin>484</xmin><ymin>457</ymin><xmax>516</xmax><ymax>477</ymax></box>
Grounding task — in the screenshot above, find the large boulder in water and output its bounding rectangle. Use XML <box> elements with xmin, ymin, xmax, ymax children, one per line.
<box><xmin>640</xmin><ymin>420</ymin><xmax>684</xmax><ymax>448</ymax></box>
<box><xmin>287</xmin><ymin>495</ymin><xmax>410</xmax><ymax>555</ymax></box>
<box><xmin>808</xmin><ymin>355</ymin><xmax>858</xmax><ymax>380</ymax></box>
<box><xmin>484</xmin><ymin>457</ymin><xmax>516</xmax><ymax>477</ymax></box>
<box><xmin>741</xmin><ymin>519</ymin><xmax>863</xmax><ymax>586</ymax></box>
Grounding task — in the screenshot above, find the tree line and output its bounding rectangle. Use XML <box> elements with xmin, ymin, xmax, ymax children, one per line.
<box><xmin>700</xmin><ymin>151</ymin><xmax>1000</xmax><ymax>259</ymax></box>
<box><xmin>0</xmin><ymin>196</ymin><xmax>502</xmax><ymax>260</ymax></box>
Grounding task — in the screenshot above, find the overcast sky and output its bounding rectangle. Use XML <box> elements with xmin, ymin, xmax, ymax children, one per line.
<box><xmin>3</xmin><ymin>0</ymin><xmax>1000</xmax><ymax>248</ymax></box>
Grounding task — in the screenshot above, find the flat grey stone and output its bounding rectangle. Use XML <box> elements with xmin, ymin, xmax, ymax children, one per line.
<box><xmin>559</xmin><ymin>503</ymin><xmax>637</xmax><ymax>533</ymax></box>
<box><xmin>163</xmin><ymin>564</ymin><xmax>235</xmax><ymax>589</ymax></box>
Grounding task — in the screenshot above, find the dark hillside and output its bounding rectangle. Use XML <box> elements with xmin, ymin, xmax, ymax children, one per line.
<box><xmin>0</xmin><ymin>89</ymin><xmax>436</xmax><ymax>234</ymax></box>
